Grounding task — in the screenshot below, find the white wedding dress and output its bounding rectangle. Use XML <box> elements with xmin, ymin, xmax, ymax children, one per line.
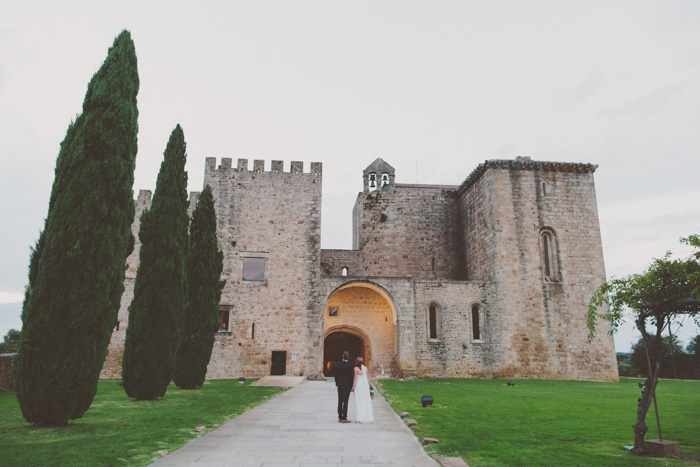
<box><xmin>353</xmin><ymin>365</ymin><xmax>374</xmax><ymax>423</ymax></box>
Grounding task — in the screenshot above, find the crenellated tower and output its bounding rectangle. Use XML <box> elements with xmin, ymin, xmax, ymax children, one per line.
<box><xmin>202</xmin><ymin>158</ymin><xmax>324</xmax><ymax>378</ymax></box>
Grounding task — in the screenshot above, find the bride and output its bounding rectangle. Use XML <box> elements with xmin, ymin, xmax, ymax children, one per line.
<box><xmin>351</xmin><ymin>357</ymin><xmax>374</xmax><ymax>423</ymax></box>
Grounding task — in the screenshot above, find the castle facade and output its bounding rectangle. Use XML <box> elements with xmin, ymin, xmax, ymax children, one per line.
<box><xmin>102</xmin><ymin>156</ymin><xmax>619</xmax><ymax>382</ymax></box>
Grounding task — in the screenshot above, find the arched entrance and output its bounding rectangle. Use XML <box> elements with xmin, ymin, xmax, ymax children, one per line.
<box><xmin>322</xmin><ymin>281</ymin><xmax>398</xmax><ymax>377</ymax></box>
<box><xmin>323</xmin><ymin>328</ymin><xmax>367</xmax><ymax>377</ymax></box>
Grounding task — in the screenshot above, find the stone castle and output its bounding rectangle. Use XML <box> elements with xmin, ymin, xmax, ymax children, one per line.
<box><xmin>101</xmin><ymin>156</ymin><xmax>619</xmax><ymax>382</ymax></box>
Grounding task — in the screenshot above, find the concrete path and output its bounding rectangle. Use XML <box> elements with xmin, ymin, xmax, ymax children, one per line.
<box><xmin>151</xmin><ymin>380</ymin><xmax>439</xmax><ymax>467</ymax></box>
<box><xmin>251</xmin><ymin>376</ymin><xmax>306</xmax><ymax>387</ymax></box>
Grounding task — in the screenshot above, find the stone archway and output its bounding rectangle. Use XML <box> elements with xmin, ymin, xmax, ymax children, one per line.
<box><xmin>323</xmin><ymin>327</ymin><xmax>369</xmax><ymax>377</ymax></box>
<box><xmin>322</xmin><ymin>282</ymin><xmax>397</xmax><ymax>377</ymax></box>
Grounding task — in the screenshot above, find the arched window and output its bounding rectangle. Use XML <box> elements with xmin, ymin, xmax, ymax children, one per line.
<box><xmin>429</xmin><ymin>306</ymin><xmax>437</xmax><ymax>339</ymax></box>
<box><xmin>540</xmin><ymin>229</ymin><xmax>560</xmax><ymax>282</ymax></box>
<box><xmin>368</xmin><ymin>173</ymin><xmax>378</xmax><ymax>190</ymax></box>
<box><xmin>381</xmin><ymin>173</ymin><xmax>390</xmax><ymax>186</ymax></box>
<box><xmin>427</xmin><ymin>302</ymin><xmax>442</xmax><ymax>342</ymax></box>
<box><xmin>471</xmin><ymin>303</ymin><xmax>484</xmax><ymax>342</ymax></box>
<box><xmin>341</xmin><ymin>267</ymin><xmax>348</xmax><ymax>277</ymax></box>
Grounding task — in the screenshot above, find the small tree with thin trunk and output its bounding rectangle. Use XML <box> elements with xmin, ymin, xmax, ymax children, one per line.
<box><xmin>587</xmin><ymin>236</ymin><xmax>700</xmax><ymax>454</ymax></box>
<box><xmin>174</xmin><ymin>185</ymin><xmax>225</xmax><ymax>389</ymax></box>
<box><xmin>14</xmin><ymin>30</ymin><xmax>138</xmax><ymax>425</ymax></box>
<box><xmin>122</xmin><ymin>125</ymin><xmax>188</xmax><ymax>400</ymax></box>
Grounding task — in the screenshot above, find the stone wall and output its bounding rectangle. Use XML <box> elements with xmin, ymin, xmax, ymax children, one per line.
<box><xmin>203</xmin><ymin>158</ymin><xmax>323</xmax><ymax>379</ymax></box>
<box><xmin>101</xmin><ymin>190</ymin><xmax>152</xmax><ymax>378</ymax></box>
<box><xmin>412</xmin><ymin>280</ymin><xmax>497</xmax><ymax>377</ymax></box>
<box><xmin>458</xmin><ymin>158</ymin><xmax>618</xmax><ymax>381</ymax></box>
<box><xmin>0</xmin><ymin>354</ymin><xmax>15</xmax><ymax>390</ymax></box>
<box><xmin>352</xmin><ymin>186</ymin><xmax>465</xmax><ymax>280</ymax></box>
<box><xmin>321</xmin><ymin>250</ymin><xmax>363</xmax><ymax>276</ymax></box>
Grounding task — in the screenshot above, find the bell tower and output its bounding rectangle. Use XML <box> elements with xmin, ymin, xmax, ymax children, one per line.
<box><xmin>362</xmin><ymin>158</ymin><xmax>395</xmax><ymax>192</ymax></box>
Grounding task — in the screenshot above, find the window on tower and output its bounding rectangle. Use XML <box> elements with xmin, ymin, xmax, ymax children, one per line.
<box><xmin>219</xmin><ymin>308</ymin><xmax>230</xmax><ymax>332</ymax></box>
<box><xmin>540</xmin><ymin>229</ymin><xmax>560</xmax><ymax>282</ymax></box>
<box><xmin>242</xmin><ymin>257</ymin><xmax>266</xmax><ymax>282</ymax></box>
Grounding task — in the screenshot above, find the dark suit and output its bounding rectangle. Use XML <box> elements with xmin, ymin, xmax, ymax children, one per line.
<box><xmin>334</xmin><ymin>360</ymin><xmax>354</xmax><ymax>421</ymax></box>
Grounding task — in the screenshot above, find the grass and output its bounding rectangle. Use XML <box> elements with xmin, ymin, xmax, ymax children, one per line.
<box><xmin>0</xmin><ymin>379</ymin><xmax>280</xmax><ymax>466</ymax></box>
<box><xmin>380</xmin><ymin>377</ymin><xmax>700</xmax><ymax>467</ymax></box>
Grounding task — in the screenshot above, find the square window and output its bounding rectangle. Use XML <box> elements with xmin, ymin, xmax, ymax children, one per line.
<box><xmin>328</xmin><ymin>307</ymin><xmax>338</xmax><ymax>317</ymax></box>
<box><xmin>243</xmin><ymin>257</ymin><xmax>266</xmax><ymax>282</ymax></box>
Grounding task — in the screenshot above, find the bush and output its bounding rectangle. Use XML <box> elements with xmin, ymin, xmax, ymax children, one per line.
<box><xmin>0</xmin><ymin>329</ymin><xmax>20</xmax><ymax>353</ymax></box>
<box><xmin>629</xmin><ymin>336</ymin><xmax>700</xmax><ymax>380</ymax></box>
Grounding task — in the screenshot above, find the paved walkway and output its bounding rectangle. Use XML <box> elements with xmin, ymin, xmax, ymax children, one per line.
<box><xmin>251</xmin><ymin>376</ymin><xmax>306</xmax><ymax>387</ymax></box>
<box><xmin>151</xmin><ymin>380</ymin><xmax>439</xmax><ymax>467</ymax></box>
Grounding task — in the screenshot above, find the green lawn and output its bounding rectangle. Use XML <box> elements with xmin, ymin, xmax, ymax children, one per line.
<box><xmin>0</xmin><ymin>380</ymin><xmax>280</xmax><ymax>466</ymax></box>
<box><xmin>380</xmin><ymin>377</ymin><xmax>700</xmax><ymax>466</ymax></box>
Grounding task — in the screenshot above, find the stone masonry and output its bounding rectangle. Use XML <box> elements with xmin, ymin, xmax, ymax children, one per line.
<box><xmin>0</xmin><ymin>354</ymin><xmax>15</xmax><ymax>390</ymax></box>
<box><xmin>101</xmin><ymin>156</ymin><xmax>618</xmax><ymax>382</ymax></box>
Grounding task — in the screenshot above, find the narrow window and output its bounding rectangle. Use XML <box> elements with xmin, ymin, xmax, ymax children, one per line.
<box><xmin>243</xmin><ymin>257</ymin><xmax>266</xmax><ymax>282</ymax></box>
<box><xmin>341</xmin><ymin>267</ymin><xmax>348</xmax><ymax>277</ymax></box>
<box><xmin>251</xmin><ymin>322</ymin><xmax>255</xmax><ymax>340</ymax></box>
<box><xmin>541</xmin><ymin>182</ymin><xmax>547</xmax><ymax>196</ymax></box>
<box><xmin>472</xmin><ymin>305</ymin><xmax>481</xmax><ymax>340</ymax></box>
<box><xmin>431</xmin><ymin>257</ymin><xmax>436</xmax><ymax>272</ymax></box>
<box><xmin>427</xmin><ymin>302</ymin><xmax>442</xmax><ymax>342</ymax></box>
<box><xmin>429</xmin><ymin>305</ymin><xmax>437</xmax><ymax>339</ymax></box>
<box><xmin>541</xmin><ymin>229</ymin><xmax>559</xmax><ymax>281</ymax></box>
<box><xmin>543</xmin><ymin>234</ymin><xmax>552</xmax><ymax>277</ymax></box>
<box><xmin>220</xmin><ymin>309</ymin><xmax>230</xmax><ymax>331</ymax></box>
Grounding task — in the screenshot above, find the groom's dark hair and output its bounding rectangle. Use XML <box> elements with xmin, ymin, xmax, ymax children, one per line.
<box><xmin>342</xmin><ymin>351</ymin><xmax>349</xmax><ymax>360</ymax></box>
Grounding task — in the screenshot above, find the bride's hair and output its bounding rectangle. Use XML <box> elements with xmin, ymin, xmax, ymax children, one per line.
<box><xmin>355</xmin><ymin>357</ymin><xmax>364</xmax><ymax>367</ymax></box>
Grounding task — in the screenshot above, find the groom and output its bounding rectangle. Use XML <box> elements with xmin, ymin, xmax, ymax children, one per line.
<box><xmin>333</xmin><ymin>350</ymin><xmax>354</xmax><ymax>423</ymax></box>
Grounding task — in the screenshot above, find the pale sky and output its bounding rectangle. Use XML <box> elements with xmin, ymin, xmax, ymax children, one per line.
<box><xmin>1</xmin><ymin>1</ymin><xmax>699</xmax><ymax>352</ymax></box>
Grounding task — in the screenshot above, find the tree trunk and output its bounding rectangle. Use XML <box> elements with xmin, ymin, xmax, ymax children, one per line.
<box><xmin>631</xmin><ymin>363</ymin><xmax>659</xmax><ymax>454</ymax></box>
<box><xmin>631</xmin><ymin>317</ymin><xmax>664</xmax><ymax>455</ymax></box>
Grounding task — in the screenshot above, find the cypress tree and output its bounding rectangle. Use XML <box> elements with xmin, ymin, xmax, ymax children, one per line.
<box><xmin>122</xmin><ymin>125</ymin><xmax>188</xmax><ymax>400</ymax></box>
<box><xmin>174</xmin><ymin>185</ymin><xmax>225</xmax><ymax>389</ymax></box>
<box><xmin>14</xmin><ymin>30</ymin><xmax>139</xmax><ymax>425</ymax></box>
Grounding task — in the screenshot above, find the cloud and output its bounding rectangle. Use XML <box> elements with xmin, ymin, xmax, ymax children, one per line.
<box><xmin>0</xmin><ymin>291</ymin><xmax>24</xmax><ymax>304</ymax></box>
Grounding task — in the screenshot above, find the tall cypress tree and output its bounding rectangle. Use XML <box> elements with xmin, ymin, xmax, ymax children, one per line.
<box><xmin>122</xmin><ymin>125</ymin><xmax>188</xmax><ymax>400</ymax></box>
<box><xmin>15</xmin><ymin>30</ymin><xmax>139</xmax><ymax>425</ymax></box>
<box><xmin>174</xmin><ymin>185</ymin><xmax>225</xmax><ymax>389</ymax></box>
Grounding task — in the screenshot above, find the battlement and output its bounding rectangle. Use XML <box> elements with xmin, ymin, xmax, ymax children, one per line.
<box><xmin>136</xmin><ymin>189</ymin><xmax>152</xmax><ymax>204</ymax></box>
<box><xmin>457</xmin><ymin>156</ymin><xmax>597</xmax><ymax>195</ymax></box>
<box><xmin>205</xmin><ymin>157</ymin><xmax>322</xmax><ymax>176</ymax></box>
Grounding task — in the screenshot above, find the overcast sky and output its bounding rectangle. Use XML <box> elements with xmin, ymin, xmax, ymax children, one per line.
<box><xmin>1</xmin><ymin>1</ymin><xmax>699</xmax><ymax>352</ymax></box>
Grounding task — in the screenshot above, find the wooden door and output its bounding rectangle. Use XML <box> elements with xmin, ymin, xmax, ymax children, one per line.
<box><xmin>271</xmin><ymin>351</ymin><xmax>287</xmax><ymax>375</ymax></box>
